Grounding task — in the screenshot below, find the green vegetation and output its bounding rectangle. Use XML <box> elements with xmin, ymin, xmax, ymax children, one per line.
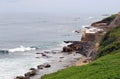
<box><xmin>95</xmin><ymin>14</ymin><xmax>117</xmax><ymax>25</ymax></box>
<box><xmin>96</xmin><ymin>25</ymin><xmax>120</xmax><ymax>58</ymax></box>
<box><xmin>41</xmin><ymin>49</ymin><xmax>120</xmax><ymax>79</ymax></box>
<box><xmin>40</xmin><ymin>25</ymin><xmax>120</xmax><ymax>79</ymax></box>
<box><xmin>101</xmin><ymin>14</ymin><xmax>117</xmax><ymax>25</ymax></box>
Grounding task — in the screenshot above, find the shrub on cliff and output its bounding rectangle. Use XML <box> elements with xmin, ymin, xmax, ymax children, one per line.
<box><xmin>96</xmin><ymin>25</ymin><xmax>120</xmax><ymax>58</ymax></box>
<box><xmin>101</xmin><ymin>14</ymin><xmax>117</xmax><ymax>25</ymax></box>
<box><xmin>91</xmin><ymin>14</ymin><xmax>117</xmax><ymax>26</ymax></box>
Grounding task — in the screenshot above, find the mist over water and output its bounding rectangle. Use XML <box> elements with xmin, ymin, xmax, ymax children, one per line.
<box><xmin>0</xmin><ymin>13</ymin><xmax>104</xmax><ymax>79</ymax></box>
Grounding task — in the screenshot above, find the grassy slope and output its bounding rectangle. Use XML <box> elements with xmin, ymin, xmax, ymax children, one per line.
<box><xmin>40</xmin><ymin>19</ymin><xmax>120</xmax><ymax>79</ymax></box>
<box><xmin>41</xmin><ymin>50</ymin><xmax>120</xmax><ymax>79</ymax></box>
<box><xmin>96</xmin><ymin>26</ymin><xmax>120</xmax><ymax>58</ymax></box>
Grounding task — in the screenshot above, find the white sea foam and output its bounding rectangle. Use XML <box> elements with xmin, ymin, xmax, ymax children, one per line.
<box><xmin>82</xmin><ymin>25</ymin><xmax>90</xmax><ymax>28</ymax></box>
<box><xmin>43</xmin><ymin>42</ymin><xmax>72</xmax><ymax>52</ymax></box>
<box><xmin>8</xmin><ymin>46</ymin><xmax>36</xmax><ymax>52</ymax></box>
<box><xmin>72</xmin><ymin>30</ymin><xmax>76</xmax><ymax>33</ymax></box>
<box><xmin>59</xmin><ymin>42</ymin><xmax>72</xmax><ymax>47</ymax></box>
<box><xmin>86</xmin><ymin>17</ymin><xmax>94</xmax><ymax>20</ymax></box>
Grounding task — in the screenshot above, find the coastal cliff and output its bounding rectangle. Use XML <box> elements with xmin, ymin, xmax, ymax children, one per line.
<box><xmin>40</xmin><ymin>12</ymin><xmax>120</xmax><ymax>79</ymax></box>
<box><xmin>63</xmin><ymin>12</ymin><xmax>120</xmax><ymax>59</ymax></box>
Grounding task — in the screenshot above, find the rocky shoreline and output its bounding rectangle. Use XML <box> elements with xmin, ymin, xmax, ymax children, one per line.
<box><xmin>14</xmin><ymin>13</ymin><xmax>120</xmax><ymax>79</ymax></box>
<box><xmin>14</xmin><ymin>27</ymin><xmax>103</xmax><ymax>79</ymax></box>
<box><xmin>63</xmin><ymin>12</ymin><xmax>120</xmax><ymax>65</ymax></box>
<box><xmin>14</xmin><ymin>24</ymin><xmax>103</xmax><ymax>79</ymax></box>
<box><xmin>14</xmin><ymin>49</ymin><xmax>82</xmax><ymax>79</ymax></box>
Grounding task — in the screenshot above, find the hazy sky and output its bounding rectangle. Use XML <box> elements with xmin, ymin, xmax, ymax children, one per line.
<box><xmin>0</xmin><ymin>0</ymin><xmax>120</xmax><ymax>14</ymax></box>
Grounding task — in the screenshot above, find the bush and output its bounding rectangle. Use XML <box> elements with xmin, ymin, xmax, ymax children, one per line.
<box><xmin>101</xmin><ymin>14</ymin><xmax>117</xmax><ymax>25</ymax></box>
<box><xmin>96</xmin><ymin>25</ymin><xmax>120</xmax><ymax>58</ymax></box>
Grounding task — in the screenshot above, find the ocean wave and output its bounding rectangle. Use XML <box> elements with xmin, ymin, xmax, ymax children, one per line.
<box><xmin>59</xmin><ymin>42</ymin><xmax>72</xmax><ymax>47</ymax></box>
<box><xmin>87</xmin><ymin>17</ymin><xmax>94</xmax><ymax>20</ymax></box>
<box><xmin>82</xmin><ymin>25</ymin><xmax>90</xmax><ymax>28</ymax></box>
<box><xmin>8</xmin><ymin>46</ymin><xmax>36</xmax><ymax>52</ymax></box>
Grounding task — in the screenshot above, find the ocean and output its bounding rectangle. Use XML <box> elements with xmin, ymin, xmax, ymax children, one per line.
<box><xmin>0</xmin><ymin>13</ymin><xmax>104</xmax><ymax>79</ymax></box>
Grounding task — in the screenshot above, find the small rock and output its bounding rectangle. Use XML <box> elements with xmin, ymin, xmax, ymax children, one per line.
<box><xmin>24</xmin><ymin>70</ymin><xmax>36</xmax><ymax>77</ymax></box>
<box><xmin>83</xmin><ymin>60</ymin><xmax>87</xmax><ymax>63</ymax></box>
<box><xmin>52</xmin><ymin>52</ymin><xmax>57</xmax><ymax>54</ymax></box>
<box><xmin>59</xmin><ymin>57</ymin><xmax>64</xmax><ymax>59</ymax></box>
<box><xmin>29</xmin><ymin>68</ymin><xmax>36</xmax><ymax>71</ymax></box>
<box><xmin>44</xmin><ymin>51</ymin><xmax>49</xmax><ymax>53</ymax></box>
<box><xmin>35</xmin><ymin>57</ymin><xmax>40</xmax><ymax>58</ymax></box>
<box><xmin>41</xmin><ymin>53</ymin><xmax>47</xmax><ymax>56</ymax></box>
<box><xmin>15</xmin><ymin>76</ymin><xmax>29</xmax><ymax>79</ymax></box>
<box><xmin>37</xmin><ymin>65</ymin><xmax>44</xmax><ymax>69</ymax></box>
<box><xmin>59</xmin><ymin>60</ymin><xmax>62</xmax><ymax>62</ymax></box>
<box><xmin>44</xmin><ymin>64</ymin><xmax>51</xmax><ymax>68</ymax></box>
<box><xmin>36</xmin><ymin>52</ymin><xmax>41</xmax><ymax>54</ymax></box>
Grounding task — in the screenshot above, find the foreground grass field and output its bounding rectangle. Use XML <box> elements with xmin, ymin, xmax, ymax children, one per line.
<box><xmin>41</xmin><ymin>49</ymin><xmax>120</xmax><ymax>79</ymax></box>
<box><xmin>40</xmin><ymin>21</ymin><xmax>120</xmax><ymax>79</ymax></box>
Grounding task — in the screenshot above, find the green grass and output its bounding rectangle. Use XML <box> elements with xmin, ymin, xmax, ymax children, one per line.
<box><xmin>40</xmin><ymin>17</ymin><xmax>120</xmax><ymax>79</ymax></box>
<box><xmin>96</xmin><ymin>25</ymin><xmax>120</xmax><ymax>58</ymax></box>
<box><xmin>41</xmin><ymin>49</ymin><xmax>120</xmax><ymax>79</ymax></box>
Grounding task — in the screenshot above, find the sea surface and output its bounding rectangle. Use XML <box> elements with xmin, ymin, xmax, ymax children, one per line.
<box><xmin>0</xmin><ymin>13</ymin><xmax>105</xmax><ymax>79</ymax></box>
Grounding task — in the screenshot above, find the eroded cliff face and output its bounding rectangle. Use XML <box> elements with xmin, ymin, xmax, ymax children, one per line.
<box><xmin>81</xmin><ymin>33</ymin><xmax>96</xmax><ymax>42</ymax></box>
<box><xmin>109</xmin><ymin>12</ymin><xmax>120</xmax><ymax>27</ymax></box>
<box><xmin>91</xmin><ymin>12</ymin><xmax>120</xmax><ymax>29</ymax></box>
<box><xmin>62</xmin><ymin>12</ymin><xmax>120</xmax><ymax>59</ymax></box>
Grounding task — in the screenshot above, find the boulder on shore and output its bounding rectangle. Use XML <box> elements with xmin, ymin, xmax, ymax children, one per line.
<box><xmin>62</xmin><ymin>41</ymin><xmax>95</xmax><ymax>57</ymax></box>
<box><xmin>37</xmin><ymin>65</ymin><xmax>45</xmax><ymax>69</ymax></box>
<box><xmin>29</xmin><ymin>68</ymin><xmax>36</xmax><ymax>71</ymax></box>
<box><xmin>62</xmin><ymin>41</ymin><xmax>83</xmax><ymax>52</ymax></box>
<box><xmin>15</xmin><ymin>76</ymin><xmax>29</xmax><ymax>79</ymax></box>
<box><xmin>44</xmin><ymin>64</ymin><xmax>51</xmax><ymax>68</ymax></box>
<box><xmin>24</xmin><ymin>70</ymin><xmax>36</xmax><ymax>77</ymax></box>
<box><xmin>37</xmin><ymin>64</ymin><xmax>51</xmax><ymax>69</ymax></box>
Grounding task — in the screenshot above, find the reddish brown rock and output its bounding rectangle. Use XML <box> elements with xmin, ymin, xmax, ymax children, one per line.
<box><xmin>81</xmin><ymin>33</ymin><xmax>96</xmax><ymax>42</ymax></box>
<box><xmin>62</xmin><ymin>42</ymin><xmax>83</xmax><ymax>52</ymax></box>
<box><xmin>63</xmin><ymin>46</ymin><xmax>74</xmax><ymax>52</ymax></box>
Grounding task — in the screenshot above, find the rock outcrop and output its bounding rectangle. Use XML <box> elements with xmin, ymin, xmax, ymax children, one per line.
<box><xmin>62</xmin><ymin>41</ymin><xmax>83</xmax><ymax>52</ymax></box>
<box><xmin>81</xmin><ymin>33</ymin><xmax>96</xmax><ymax>42</ymax></box>
<box><xmin>62</xmin><ymin>41</ymin><xmax>94</xmax><ymax>57</ymax></box>
<box><xmin>37</xmin><ymin>63</ymin><xmax>51</xmax><ymax>69</ymax></box>
<box><xmin>24</xmin><ymin>70</ymin><xmax>37</xmax><ymax>77</ymax></box>
<box><xmin>91</xmin><ymin>22</ymin><xmax>107</xmax><ymax>27</ymax></box>
<box><xmin>109</xmin><ymin>12</ymin><xmax>120</xmax><ymax>27</ymax></box>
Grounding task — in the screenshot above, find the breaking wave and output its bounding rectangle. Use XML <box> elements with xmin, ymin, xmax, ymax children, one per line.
<box><xmin>8</xmin><ymin>46</ymin><xmax>36</xmax><ymax>52</ymax></box>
